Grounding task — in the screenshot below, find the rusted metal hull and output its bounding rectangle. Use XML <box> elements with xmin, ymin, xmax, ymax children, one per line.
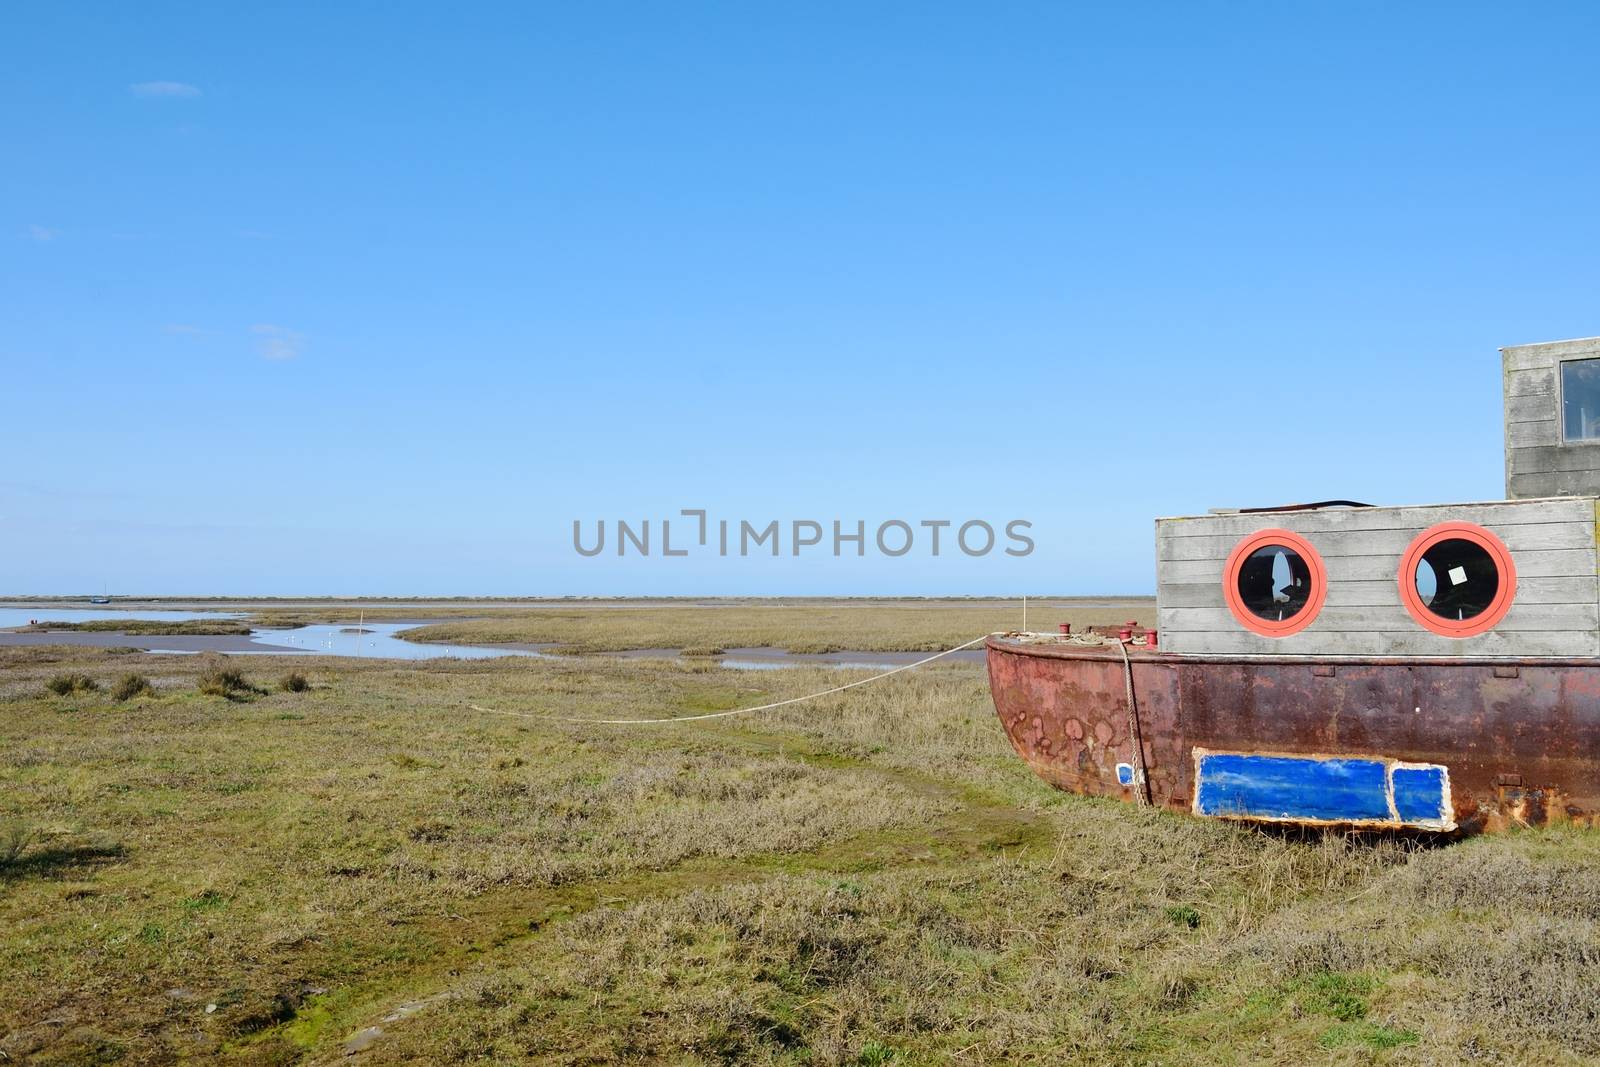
<box><xmin>987</xmin><ymin>636</ymin><xmax>1600</xmax><ymax>832</ymax></box>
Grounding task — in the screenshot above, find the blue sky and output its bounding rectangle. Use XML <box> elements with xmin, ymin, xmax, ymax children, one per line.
<box><xmin>5</xmin><ymin>3</ymin><xmax>1599</xmax><ymax>596</ymax></box>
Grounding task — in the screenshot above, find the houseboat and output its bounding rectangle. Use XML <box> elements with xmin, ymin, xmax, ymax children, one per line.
<box><xmin>987</xmin><ymin>336</ymin><xmax>1600</xmax><ymax>832</ymax></box>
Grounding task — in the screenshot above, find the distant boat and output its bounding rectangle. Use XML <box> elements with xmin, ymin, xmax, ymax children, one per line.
<box><xmin>89</xmin><ymin>597</ymin><xmax>110</xmax><ymax>604</ymax></box>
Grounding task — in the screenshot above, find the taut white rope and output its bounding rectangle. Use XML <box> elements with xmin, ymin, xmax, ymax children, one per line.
<box><xmin>467</xmin><ymin>634</ymin><xmax>993</xmax><ymax>725</ymax></box>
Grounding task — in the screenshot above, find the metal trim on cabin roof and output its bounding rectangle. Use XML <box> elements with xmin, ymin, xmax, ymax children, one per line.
<box><xmin>1153</xmin><ymin>495</ymin><xmax>1600</xmax><ymax>524</ymax></box>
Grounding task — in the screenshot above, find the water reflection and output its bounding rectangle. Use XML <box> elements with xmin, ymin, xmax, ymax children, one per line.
<box><xmin>248</xmin><ymin>623</ymin><xmax>549</xmax><ymax>660</ymax></box>
<box><xmin>0</xmin><ymin>608</ymin><xmax>246</xmax><ymax>628</ymax></box>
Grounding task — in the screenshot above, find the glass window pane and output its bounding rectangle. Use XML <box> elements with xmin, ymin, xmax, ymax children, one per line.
<box><xmin>1562</xmin><ymin>358</ymin><xmax>1600</xmax><ymax>441</ymax></box>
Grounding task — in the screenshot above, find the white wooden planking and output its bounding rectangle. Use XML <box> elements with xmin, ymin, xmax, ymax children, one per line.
<box><xmin>1508</xmin><ymin>420</ymin><xmax>1560</xmax><ymax>448</ymax></box>
<box><xmin>1506</xmin><ymin>393</ymin><xmax>1559</xmax><ymax>422</ymax></box>
<box><xmin>1159</xmin><ymin>576</ymin><xmax>1597</xmax><ymax>609</ymax></box>
<box><xmin>1503</xmin><ymin>337</ymin><xmax>1600</xmax><ymax>371</ymax></box>
<box><xmin>1153</xmin><ymin>494</ymin><xmax>1600</xmax><ymax>657</ymax></box>
<box><xmin>1158</xmin><ymin>522</ymin><xmax>1593</xmax><ymax>562</ymax></box>
<box><xmin>1504</xmin><ymin>368</ymin><xmax>1555</xmax><ymax>398</ymax></box>
<box><xmin>1508</xmin><ymin>445</ymin><xmax>1600</xmax><ymax>474</ymax></box>
<box><xmin>1504</xmin><ymin>337</ymin><xmax>1600</xmax><ymax>500</ymax></box>
<box><xmin>1503</xmin><ymin>348</ymin><xmax>1558</xmax><ymax>372</ymax></box>
<box><xmin>1509</xmin><ymin>470</ymin><xmax>1600</xmax><ymax>498</ymax></box>
<box><xmin>1158</xmin><ymin>548</ymin><xmax>1597</xmax><ymax>584</ymax></box>
<box><xmin>1158</xmin><ymin>497</ymin><xmax>1592</xmax><ymax>537</ymax></box>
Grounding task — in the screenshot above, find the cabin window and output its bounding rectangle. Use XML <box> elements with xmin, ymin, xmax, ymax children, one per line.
<box><xmin>1222</xmin><ymin>529</ymin><xmax>1326</xmax><ymax>637</ymax></box>
<box><xmin>1399</xmin><ymin>523</ymin><xmax>1517</xmax><ymax>638</ymax></box>
<box><xmin>1563</xmin><ymin>358</ymin><xmax>1600</xmax><ymax>442</ymax></box>
<box><xmin>1238</xmin><ymin>547</ymin><xmax>1311</xmax><ymax>620</ymax></box>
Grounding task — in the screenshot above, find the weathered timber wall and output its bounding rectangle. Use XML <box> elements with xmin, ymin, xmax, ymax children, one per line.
<box><xmin>1505</xmin><ymin>337</ymin><xmax>1600</xmax><ymax>499</ymax></box>
<box><xmin>1156</xmin><ymin>497</ymin><xmax>1600</xmax><ymax>657</ymax></box>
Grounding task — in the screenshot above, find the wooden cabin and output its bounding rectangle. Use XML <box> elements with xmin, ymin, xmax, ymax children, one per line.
<box><xmin>1156</xmin><ymin>337</ymin><xmax>1600</xmax><ymax>658</ymax></box>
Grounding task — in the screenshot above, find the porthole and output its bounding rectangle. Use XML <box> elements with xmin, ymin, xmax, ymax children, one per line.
<box><xmin>1398</xmin><ymin>522</ymin><xmax>1516</xmax><ymax>638</ymax></box>
<box><xmin>1222</xmin><ymin>529</ymin><xmax>1327</xmax><ymax>637</ymax></box>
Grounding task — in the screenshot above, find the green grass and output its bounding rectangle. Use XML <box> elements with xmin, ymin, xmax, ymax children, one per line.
<box><xmin>0</xmin><ymin>616</ymin><xmax>1598</xmax><ymax>1064</ymax></box>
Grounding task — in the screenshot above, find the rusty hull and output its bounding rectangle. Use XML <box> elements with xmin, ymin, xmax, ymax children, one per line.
<box><xmin>986</xmin><ymin>635</ymin><xmax>1600</xmax><ymax>832</ymax></box>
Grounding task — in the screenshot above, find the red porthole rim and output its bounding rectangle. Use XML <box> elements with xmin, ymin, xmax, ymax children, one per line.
<box><xmin>1222</xmin><ymin>528</ymin><xmax>1327</xmax><ymax>638</ymax></box>
<box><xmin>1398</xmin><ymin>522</ymin><xmax>1517</xmax><ymax>638</ymax></box>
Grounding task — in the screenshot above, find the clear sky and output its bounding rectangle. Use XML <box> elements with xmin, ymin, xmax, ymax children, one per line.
<box><xmin>5</xmin><ymin>3</ymin><xmax>1599</xmax><ymax>597</ymax></box>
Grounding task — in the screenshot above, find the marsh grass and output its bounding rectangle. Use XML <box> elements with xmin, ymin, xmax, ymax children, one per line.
<box><xmin>397</xmin><ymin>598</ymin><xmax>1153</xmax><ymax>653</ymax></box>
<box><xmin>279</xmin><ymin>671</ymin><xmax>310</xmax><ymax>693</ymax></box>
<box><xmin>197</xmin><ymin>657</ymin><xmax>265</xmax><ymax>700</ymax></box>
<box><xmin>27</xmin><ymin>618</ymin><xmax>253</xmax><ymax>636</ymax></box>
<box><xmin>0</xmin><ymin>821</ymin><xmax>30</xmax><ymax>870</ymax></box>
<box><xmin>44</xmin><ymin>672</ymin><xmax>99</xmax><ymax>697</ymax></box>
<box><xmin>0</xmin><ymin>626</ymin><xmax>1598</xmax><ymax>1064</ymax></box>
<box><xmin>110</xmin><ymin>673</ymin><xmax>155</xmax><ymax>702</ymax></box>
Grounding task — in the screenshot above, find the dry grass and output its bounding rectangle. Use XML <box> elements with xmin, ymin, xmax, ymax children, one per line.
<box><xmin>25</xmin><ymin>618</ymin><xmax>254</xmax><ymax>636</ymax></box>
<box><xmin>196</xmin><ymin>656</ymin><xmax>266</xmax><ymax>700</ymax></box>
<box><xmin>396</xmin><ymin>597</ymin><xmax>1153</xmax><ymax>653</ymax></box>
<box><xmin>0</xmin><ymin>617</ymin><xmax>1597</xmax><ymax>1064</ymax></box>
<box><xmin>110</xmin><ymin>673</ymin><xmax>155</xmax><ymax>702</ymax></box>
<box><xmin>43</xmin><ymin>671</ymin><xmax>100</xmax><ymax>697</ymax></box>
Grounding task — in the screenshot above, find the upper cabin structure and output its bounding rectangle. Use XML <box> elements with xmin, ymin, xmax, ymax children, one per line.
<box><xmin>1505</xmin><ymin>336</ymin><xmax>1600</xmax><ymax>499</ymax></box>
<box><xmin>1155</xmin><ymin>337</ymin><xmax>1600</xmax><ymax>659</ymax></box>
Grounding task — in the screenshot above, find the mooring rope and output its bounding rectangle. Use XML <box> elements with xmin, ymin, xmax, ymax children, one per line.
<box><xmin>1112</xmin><ymin>637</ymin><xmax>1154</xmax><ymax>807</ymax></box>
<box><xmin>466</xmin><ymin>634</ymin><xmax>993</xmax><ymax>725</ymax></box>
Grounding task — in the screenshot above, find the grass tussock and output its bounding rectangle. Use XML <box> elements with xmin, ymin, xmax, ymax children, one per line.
<box><xmin>43</xmin><ymin>672</ymin><xmax>99</xmax><ymax>697</ymax></box>
<box><xmin>196</xmin><ymin>657</ymin><xmax>265</xmax><ymax>700</ymax></box>
<box><xmin>0</xmin><ymin>822</ymin><xmax>30</xmax><ymax>870</ymax></box>
<box><xmin>109</xmin><ymin>673</ymin><xmax>155</xmax><ymax>702</ymax></box>
<box><xmin>279</xmin><ymin>671</ymin><xmax>310</xmax><ymax>693</ymax></box>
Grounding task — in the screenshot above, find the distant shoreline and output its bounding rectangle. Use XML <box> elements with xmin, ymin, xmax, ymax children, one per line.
<box><xmin>0</xmin><ymin>594</ymin><xmax>1156</xmax><ymax>607</ymax></box>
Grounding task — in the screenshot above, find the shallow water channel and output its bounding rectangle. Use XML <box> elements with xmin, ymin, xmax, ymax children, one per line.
<box><xmin>0</xmin><ymin>611</ymin><xmax>983</xmax><ymax>670</ymax></box>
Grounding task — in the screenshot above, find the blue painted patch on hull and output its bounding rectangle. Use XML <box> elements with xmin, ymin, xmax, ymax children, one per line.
<box><xmin>1392</xmin><ymin>765</ymin><xmax>1450</xmax><ymax>826</ymax></box>
<box><xmin>1195</xmin><ymin>754</ymin><xmax>1391</xmax><ymax>822</ymax></box>
<box><xmin>1193</xmin><ymin>750</ymin><xmax>1454</xmax><ymax>830</ymax></box>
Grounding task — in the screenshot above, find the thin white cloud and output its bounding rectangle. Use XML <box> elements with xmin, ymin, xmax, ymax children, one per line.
<box><xmin>26</xmin><ymin>225</ymin><xmax>55</xmax><ymax>242</ymax></box>
<box><xmin>130</xmin><ymin>81</ymin><xmax>201</xmax><ymax>99</ymax></box>
<box><xmin>251</xmin><ymin>324</ymin><xmax>306</xmax><ymax>360</ymax></box>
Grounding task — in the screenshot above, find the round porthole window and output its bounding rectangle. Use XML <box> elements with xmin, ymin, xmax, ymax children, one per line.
<box><xmin>1399</xmin><ymin>522</ymin><xmax>1516</xmax><ymax>637</ymax></box>
<box><xmin>1222</xmin><ymin>529</ymin><xmax>1327</xmax><ymax>637</ymax></box>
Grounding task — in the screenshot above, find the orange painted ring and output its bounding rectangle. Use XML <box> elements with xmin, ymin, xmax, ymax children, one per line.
<box><xmin>1397</xmin><ymin>522</ymin><xmax>1517</xmax><ymax>638</ymax></box>
<box><xmin>1222</xmin><ymin>528</ymin><xmax>1327</xmax><ymax>638</ymax></box>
